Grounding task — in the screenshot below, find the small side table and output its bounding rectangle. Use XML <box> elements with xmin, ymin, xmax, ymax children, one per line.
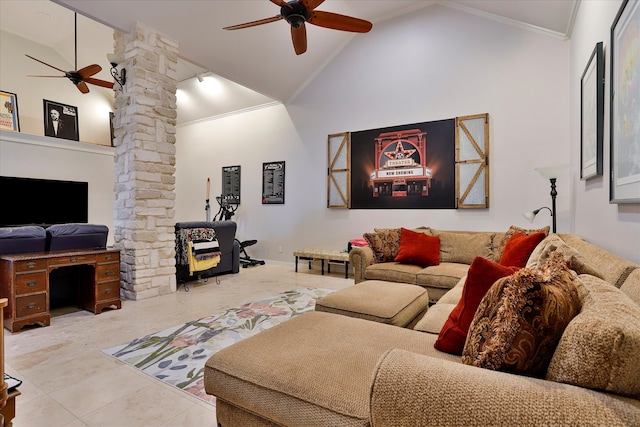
<box><xmin>293</xmin><ymin>249</ymin><xmax>350</xmax><ymax>279</ymax></box>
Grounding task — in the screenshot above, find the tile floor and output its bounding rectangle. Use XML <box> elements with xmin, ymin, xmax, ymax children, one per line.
<box><xmin>4</xmin><ymin>263</ymin><xmax>351</xmax><ymax>427</ymax></box>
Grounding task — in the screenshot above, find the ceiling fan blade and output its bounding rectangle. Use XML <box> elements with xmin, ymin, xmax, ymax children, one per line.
<box><xmin>85</xmin><ymin>77</ymin><xmax>115</xmax><ymax>89</ymax></box>
<box><xmin>25</xmin><ymin>54</ymin><xmax>67</xmax><ymax>74</ymax></box>
<box><xmin>270</xmin><ymin>0</ymin><xmax>293</xmax><ymax>8</ymax></box>
<box><xmin>307</xmin><ymin>10</ymin><xmax>372</xmax><ymax>33</ymax></box>
<box><xmin>291</xmin><ymin>24</ymin><xmax>307</xmax><ymax>55</ymax></box>
<box><xmin>27</xmin><ymin>75</ymin><xmax>66</xmax><ymax>78</ymax></box>
<box><xmin>224</xmin><ymin>15</ymin><xmax>282</xmax><ymax>30</ymax></box>
<box><xmin>76</xmin><ymin>81</ymin><xmax>90</xmax><ymax>94</ymax></box>
<box><xmin>300</xmin><ymin>0</ymin><xmax>324</xmax><ymax>10</ymax></box>
<box><xmin>77</xmin><ymin>64</ymin><xmax>102</xmax><ymax>79</ymax></box>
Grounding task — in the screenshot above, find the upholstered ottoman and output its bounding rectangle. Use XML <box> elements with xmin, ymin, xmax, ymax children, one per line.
<box><xmin>315</xmin><ymin>280</ymin><xmax>429</xmax><ymax>327</ymax></box>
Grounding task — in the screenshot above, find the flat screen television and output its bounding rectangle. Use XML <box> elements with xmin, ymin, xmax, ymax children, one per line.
<box><xmin>0</xmin><ymin>176</ymin><xmax>88</xmax><ymax>227</ymax></box>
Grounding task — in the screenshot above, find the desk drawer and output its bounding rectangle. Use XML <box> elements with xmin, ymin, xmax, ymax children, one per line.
<box><xmin>97</xmin><ymin>281</ymin><xmax>120</xmax><ymax>301</ymax></box>
<box><xmin>96</xmin><ymin>264</ymin><xmax>119</xmax><ymax>282</ymax></box>
<box><xmin>15</xmin><ymin>259</ymin><xmax>47</xmax><ymax>273</ymax></box>
<box><xmin>97</xmin><ymin>252</ymin><xmax>119</xmax><ymax>263</ymax></box>
<box><xmin>16</xmin><ymin>272</ymin><xmax>47</xmax><ymax>294</ymax></box>
<box><xmin>48</xmin><ymin>255</ymin><xmax>95</xmax><ymax>267</ymax></box>
<box><xmin>16</xmin><ymin>294</ymin><xmax>46</xmax><ymax>317</ymax></box>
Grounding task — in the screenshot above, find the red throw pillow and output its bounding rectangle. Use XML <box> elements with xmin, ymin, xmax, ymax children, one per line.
<box><xmin>435</xmin><ymin>256</ymin><xmax>519</xmax><ymax>355</ymax></box>
<box><xmin>394</xmin><ymin>228</ymin><xmax>440</xmax><ymax>267</ymax></box>
<box><xmin>499</xmin><ymin>232</ymin><xmax>546</xmax><ymax>268</ymax></box>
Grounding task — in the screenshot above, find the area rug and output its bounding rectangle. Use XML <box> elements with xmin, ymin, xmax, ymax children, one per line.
<box><xmin>102</xmin><ymin>287</ymin><xmax>333</xmax><ymax>405</ymax></box>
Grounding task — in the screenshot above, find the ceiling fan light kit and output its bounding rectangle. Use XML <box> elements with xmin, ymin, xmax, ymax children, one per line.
<box><xmin>223</xmin><ymin>0</ymin><xmax>372</xmax><ymax>55</ymax></box>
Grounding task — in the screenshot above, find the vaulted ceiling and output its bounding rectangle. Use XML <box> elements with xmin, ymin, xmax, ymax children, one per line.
<box><xmin>1</xmin><ymin>0</ymin><xmax>579</xmax><ymax>124</ymax></box>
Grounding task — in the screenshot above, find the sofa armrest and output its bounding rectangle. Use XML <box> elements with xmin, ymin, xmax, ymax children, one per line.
<box><xmin>349</xmin><ymin>246</ymin><xmax>374</xmax><ymax>283</ymax></box>
<box><xmin>371</xmin><ymin>349</ymin><xmax>640</xmax><ymax>426</ymax></box>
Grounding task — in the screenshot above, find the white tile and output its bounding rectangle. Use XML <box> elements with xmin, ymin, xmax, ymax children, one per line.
<box><xmin>3</xmin><ymin>265</ymin><xmax>350</xmax><ymax>425</ymax></box>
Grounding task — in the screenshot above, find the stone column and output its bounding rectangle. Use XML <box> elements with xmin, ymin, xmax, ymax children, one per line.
<box><xmin>112</xmin><ymin>22</ymin><xmax>178</xmax><ymax>300</ymax></box>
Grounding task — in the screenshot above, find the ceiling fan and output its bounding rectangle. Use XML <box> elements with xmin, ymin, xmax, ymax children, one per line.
<box><xmin>224</xmin><ymin>0</ymin><xmax>373</xmax><ymax>55</ymax></box>
<box><xmin>25</xmin><ymin>13</ymin><xmax>114</xmax><ymax>94</ymax></box>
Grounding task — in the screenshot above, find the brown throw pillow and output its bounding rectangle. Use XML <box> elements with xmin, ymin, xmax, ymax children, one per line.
<box><xmin>494</xmin><ymin>225</ymin><xmax>550</xmax><ymax>262</ymax></box>
<box><xmin>363</xmin><ymin>228</ymin><xmax>401</xmax><ymax>263</ymax></box>
<box><xmin>526</xmin><ymin>234</ymin><xmax>604</xmax><ymax>279</ymax></box>
<box><xmin>462</xmin><ymin>251</ymin><xmax>580</xmax><ymax>377</ymax></box>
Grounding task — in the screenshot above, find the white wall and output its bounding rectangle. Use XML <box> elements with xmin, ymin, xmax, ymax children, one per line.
<box><xmin>569</xmin><ymin>0</ymin><xmax>640</xmax><ymax>263</ymax></box>
<box><xmin>177</xmin><ymin>5</ymin><xmax>599</xmax><ymax>263</ymax></box>
<box><xmin>4</xmin><ymin>3</ymin><xmax>639</xmax><ymax>265</ymax></box>
<box><xmin>0</xmin><ymin>30</ymin><xmax>113</xmax><ymax>145</ymax></box>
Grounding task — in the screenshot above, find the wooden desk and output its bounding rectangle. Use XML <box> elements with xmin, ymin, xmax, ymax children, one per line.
<box><xmin>0</xmin><ymin>248</ymin><xmax>121</xmax><ymax>333</ymax></box>
<box><xmin>0</xmin><ymin>389</ymin><xmax>19</xmax><ymax>427</ymax></box>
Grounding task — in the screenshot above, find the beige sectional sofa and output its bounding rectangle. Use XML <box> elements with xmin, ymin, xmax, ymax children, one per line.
<box><xmin>204</xmin><ymin>230</ymin><xmax>640</xmax><ymax>426</ymax></box>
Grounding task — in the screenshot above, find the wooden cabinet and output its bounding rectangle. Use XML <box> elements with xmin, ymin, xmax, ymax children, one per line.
<box><xmin>0</xmin><ymin>248</ymin><xmax>121</xmax><ymax>333</ymax></box>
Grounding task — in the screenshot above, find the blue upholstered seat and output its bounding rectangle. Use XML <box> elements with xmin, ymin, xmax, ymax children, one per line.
<box><xmin>0</xmin><ymin>225</ymin><xmax>47</xmax><ymax>255</ymax></box>
<box><xmin>46</xmin><ymin>223</ymin><xmax>109</xmax><ymax>251</ymax></box>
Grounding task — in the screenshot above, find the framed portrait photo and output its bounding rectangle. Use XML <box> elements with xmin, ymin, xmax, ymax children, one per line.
<box><xmin>0</xmin><ymin>90</ymin><xmax>20</xmax><ymax>132</ymax></box>
<box><xmin>610</xmin><ymin>0</ymin><xmax>640</xmax><ymax>203</ymax></box>
<box><xmin>580</xmin><ymin>42</ymin><xmax>604</xmax><ymax>180</ymax></box>
<box><xmin>43</xmin><ymin>99</ymin><xmax>79</xmax><ymax>141</ymax></box>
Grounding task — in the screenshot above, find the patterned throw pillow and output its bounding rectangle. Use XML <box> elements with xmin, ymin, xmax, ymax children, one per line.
<box><xmin>494</xmin><ymin>225</ymin><xmax>550</xmax><ymax>262</ymax></box>
<box><xmin>526</xmin><ymin>234</ymin><xmax>604</xmax><ymax>279</ymax></box>
<box><xmin>462</xmin><ymin>251</ymin><xmax>580</xmax><ymax>377</ymax></box>
<box><xmin>435</xmin><ymin>256</ymin><xmax>519</xmax><ymax>355</ymax></box>
<box><xmin>363</xmin><ymin>228</ymin><xmax>402</xmax><ymax>263</ymax></box>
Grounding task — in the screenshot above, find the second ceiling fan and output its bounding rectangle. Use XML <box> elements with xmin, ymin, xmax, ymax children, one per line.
<box><xmin>224</xmin><ymin>0</ymin><xmax>373</xmax><ymax>55</ymax></box>
<box><xmin>26</xmin><ymin>13</ymin><xmax>114</xmax><ymax>94</ymax></box>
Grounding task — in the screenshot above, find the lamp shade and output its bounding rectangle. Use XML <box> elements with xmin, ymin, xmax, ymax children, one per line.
<box><xmin>535</xmin><ymin>164</ymin><xmax>568</xmax><ymax>180</ymax></box>
<box><xmin>523</xmin><ymin>211</ymin><xmax>536</xmax><ymax>222</ymax></box>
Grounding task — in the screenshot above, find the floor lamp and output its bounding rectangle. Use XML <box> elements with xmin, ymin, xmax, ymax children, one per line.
<box><xmin>523</xmin><ymin>165</ymin><xmax>565</xmax><ymax>233</ymax></box>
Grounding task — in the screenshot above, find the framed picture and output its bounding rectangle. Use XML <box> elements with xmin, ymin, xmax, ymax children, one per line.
<box><xmin>0</xmin><ymin>90</ymin><xmax>20</xmax><ymax>132</ymax></box>
<box><xmin>610</xmin><ymin>0</ymin><xmax>640</xmax><ymax>203</ymax></box>
<box><xmin>43</xmin><ymin>99</ymin><xmax>79</xmax><ymax>141</ymax></box>
<box><xmin>580</xmin><ymin>42</ymin><xmax>604</xmax><ymax>180</ymax></box>
<box><xmin>222</xmin><ymin>165</ymin><xmax>241</xmax><ymax>205</ymax></box>
<box><xmin>262</xmin><ymin>161</ymin><xmax>285</xmax><ymax>204</ymax></box>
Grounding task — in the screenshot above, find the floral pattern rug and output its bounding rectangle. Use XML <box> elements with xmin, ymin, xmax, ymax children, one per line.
<box><xmin>102</xmin><ymin>287</ymin><xmax>334</xmax><ymax>405</ymax></box>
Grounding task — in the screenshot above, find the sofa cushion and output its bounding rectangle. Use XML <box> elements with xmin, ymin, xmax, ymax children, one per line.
<box><xmin>498</xmin><ymin>232</ymin><xmax>546</xmax><ymax>268</ymax></box>
<box><xmin>430</xmin><ymin>230</ymin><xmax>494</xmax><ymax>264</ymax></box>
<box><xmin>394</xmin><ymin>228</ymin><xmax>440</xmax><ymax>267</ymax></box>
<box><xmin>526</xmin><ymin>234</ymin><xmax>604</xmax><ymax>278</ymax></box>
<box><xmin>494</xmin><ymin>225</ymin><xmax>550</xmax><ymax>262</ymax></box>
<box><xmin>364</xmin><ymin>262</ymin><xmax>421</xmax><ymax>284</ymax></box>
<box><xmin>204</xmin><ymin>311</ymin><xmax>460</xmax><ymax>427</ymax></box>
<box><xmin>435</xmin><ymin>257</ymin><xmax>519</xmax><ymax>355</ymax></box>
<box><xmin>416</xmin><ymin>263</ymin><xmax>470</xmax><ymax>290</ymax></box>
<box><xmin>315</xmin><ymin>280</ymin><xmax>429</xmax><ymax>327</ymax></box>
<box><xmin>414</xmin><ymin>303</ymin><xmax>456</xmax><ymax>334</ymax></box>
<box><xmin>462</xmin><ymin>251</ymin><xmax>580</xmax><ymax>377</ymax></box>
<box><xmin>546</xmin><ymin>274</ymin><xmax>640</xmax><ymax>397</ymax></box>
<box><xmin>363</xmin><ymin>228</ymin><xmax>401</xmax><ymax>263</ymax></box>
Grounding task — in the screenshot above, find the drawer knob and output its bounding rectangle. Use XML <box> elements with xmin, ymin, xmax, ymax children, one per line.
<box><xmin>105</xmin><ymin>289</ymin><xmax>112</xmax><ymax>294</ymax></box>
<box><xmin>27</xmin><ymin>303</ymin><xmax>36</xmax><ymax>310</ymax></box>
<box><xmin>105</xmin><ymin>255</ymin><xmax>112</xmax><ymax>260</ymax></box>
<box><xmin>104</xmin><ymin>270</ymin><xmax>112</xmax><ymax>276</ymax></box>
<box><xmin>27</xmin><ymin>280</ymin><xmax>37</xmax><ymax>287</ymax></box>
<box><xmin>71</xmin><ymin>257</ymin><xmax>78</xmax><ymax>263</ymax></box>
<box><xmin>27</xmin><ymin>262</ymin><xmax>36</xmax><ymax>269</ymax></box>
